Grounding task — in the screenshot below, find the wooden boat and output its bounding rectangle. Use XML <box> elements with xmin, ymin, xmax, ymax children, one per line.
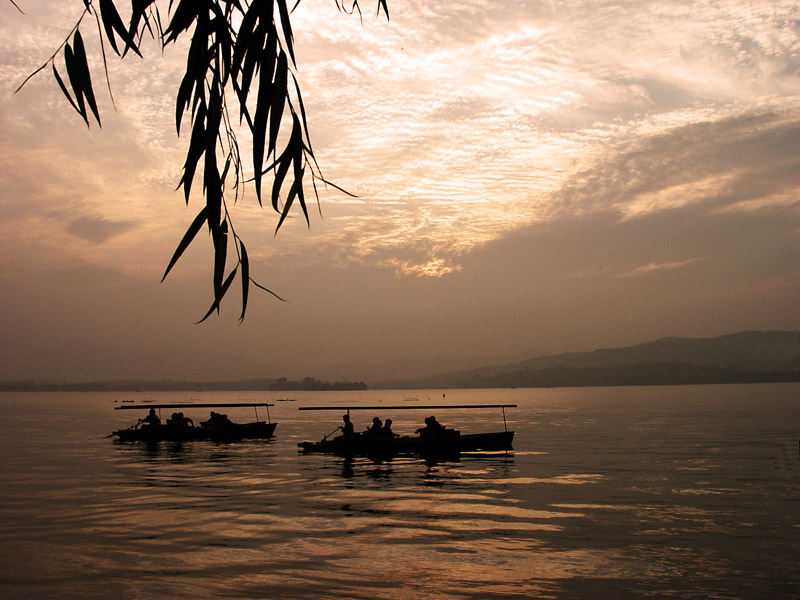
<box><xmin>112</xmin><ymin>402</ymin><xmax>277</xmax><ymax>442</ymax></box>
<box><xmin>297</xmin><ymin>404</ymin><xmax>515</xmax><ymax>456</ymax></box>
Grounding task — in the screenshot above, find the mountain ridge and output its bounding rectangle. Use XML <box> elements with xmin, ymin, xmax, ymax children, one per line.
<box><xmin>376</xmin><ymin>330</ymin><xmax>800</xmax><ymax>389</ymax></box>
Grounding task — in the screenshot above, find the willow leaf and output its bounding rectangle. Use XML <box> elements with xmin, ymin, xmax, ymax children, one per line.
<box><xmin>63</xmin><ymin>43</ymin><xmax>88</xmax><ymax>125</ymax></box>
<box><xmin>276</xmin><ymin>0</ymin><xmax>295</xmax><ymax>65</ymax></box>
<box><xmin>291</xmin><ymin>131</ymin><xmax>309</xmax><ymax>225</ymax></box>
<box><xmin>231</xmin><ymin>2</ymin><xmax>259</xmax><ymax>80</ymax></box>
<box><xmin>72</xmin><ymin>31</ymin><xmax>101</xmax><ymax>126</ymax></box>
<box><xmin>238</xmin><ymin>22</ymin><xmax>268</xmax><ymax>112</ymax></box>
<box><xmin>212</xmin><ymin>219</ymin><xmax>229</xmax><ymax>300</ymax></box>
<box><xmin>271</xmin><ymin>150</ymin><xmax>292</xmax><ymax>212</ymax></box>
<box><xmin>99</xmin><ymin>0</ymin><xmax>142</xmax><ymax>57</ymax></box>
<box><xmin>275</xmin><ymin>175</ymin><xmax>302</xmax><ymax>233</ymax></box>
<box><xmin>164</xmin><ymin>0</ymin><xmax>198</xmax><ymax>44</ymax></box>
<box><xmin>99</xmin><ymin>0</ymin><xmax>122</xmax><ymax>55</ymax></box>
<box><xmin>175</xmin><ymin>27</ymin><xmax>206</xmax><ymax>134</ymax></box>
<box><xmin>239</xmin><ymin>241</ymin><xmax>250</xmax><ymax>322</ymax></box>
<box><xmin>162</xmin><ymin>206</ymin><xmax>208</xmax><ymax>281</ymax></box>
<box><xmin>252</xmin><ymin>31</ymin><xmax>277</xmax><ymax>204</ymax></box>
<box><xmin>268</xmin><ymin>50</ymin><xmax>288</xmax><ymax>159</ymax></box>
<box><xmin>270</xmin><ymin>115</ymin><xmax>303</xmax><ymax>211</ymax></box>
<box><xmin>292</xmin><ymin>75</ymin><xmax>313</xmax><ymax>154</ymax></box>
<box><xmin>177</xmin><ymin>102</ymin><xmax>207</xmax><ymax>202</ymax></box>
<box><xmin>197</xmin><ymin>267</ymin><xmax>237</xmax><ymax>323</ymax></box>
<box><xmin>52</xmin><ymin>65</ymin><xmax>81</xmax><ymax>116</ymax></box>
<box><xmin>128</xmin><ymin>0</ymin><xmax>158</xmax><ymax>54</ymax></box>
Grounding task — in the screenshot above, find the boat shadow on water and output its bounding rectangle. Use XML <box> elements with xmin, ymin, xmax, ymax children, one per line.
<box><xmin>112</xmin><ymin>436</ymin><xmax>277</xmax><ymax>463</ymax></box>
<box><xmin>327</xmin><ymin>449</ymin><xmax>516</xmax><ymax>481</ymax></box>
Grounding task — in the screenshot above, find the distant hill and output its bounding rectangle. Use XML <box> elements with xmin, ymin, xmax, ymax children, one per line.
<box><xmin>381</xmin><ymin>330</ymin><xmax>800</xmax><ymax>389</ymax></box>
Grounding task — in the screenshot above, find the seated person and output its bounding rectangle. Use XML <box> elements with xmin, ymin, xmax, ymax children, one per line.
<box><xmin>381</xmin><ymin>418</ymin><xmax>397</xmax><ymax>438</ymax></box>
<box><xmin>168</xmin><ymin>412</ymin><xmax>193</xmax><ymax>428</ymax></box>
<box><xmin>201</xmin><ymin>411</ymin><xmax>219</xmax><ymax>427</ymax></box>
<box><xmin>138</xmin><ymin>408</ymin><xmax>160</xmax><ymax>428</ymax></box>
<box><xmin>334</xmin><ymin>413</ymin><xmax>356</xmax><ymax>440</ymax></box>
<box><xmin>201</xmin><ymin>411</ymin><xmax>231</xmax><ymax>427</ymax></box>
<box><xmin>365</xmin><ymin>416</ymin><xmax>383</xmax><ymax>436</ymax></box>
<box><xmin>416</xmin><ymin>415</ymin><xmax>445</xmax><ymax>437</ymax></box>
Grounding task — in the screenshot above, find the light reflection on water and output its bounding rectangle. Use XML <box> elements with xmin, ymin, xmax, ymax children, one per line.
<box><xmin>0</xmin><ymin>385</ymin><xmax>799</xmax><ymax>599</ymax></box>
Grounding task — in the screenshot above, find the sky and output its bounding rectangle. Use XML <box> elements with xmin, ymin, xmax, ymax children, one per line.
<box><xmin>1</xmin><ymin>0</ymin><xmax>799</xmax><ymax>383</ymax></box>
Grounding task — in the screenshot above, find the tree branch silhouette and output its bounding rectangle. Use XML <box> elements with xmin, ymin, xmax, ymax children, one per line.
<box><xmin>16</xmin><ymin>0</ymin><xmax>389</xmax><ymax>321</ymax></box>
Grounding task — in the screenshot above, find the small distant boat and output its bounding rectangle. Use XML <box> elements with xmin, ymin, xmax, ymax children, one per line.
<box><xmin>297</xmin><ymin>404</ymin><xmax>515</xmax><ymax>456</ymax></box>
<box><xmin>112</xmin><ymin>402</ymin><xmax>277</xmax><ymax>442</ymax></box>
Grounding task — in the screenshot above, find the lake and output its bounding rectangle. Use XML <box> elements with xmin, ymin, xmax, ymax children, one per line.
<box><xmin>1</xmin><ymin>384</ymin><xmax>798</xmax><ymax>599</ymax></box>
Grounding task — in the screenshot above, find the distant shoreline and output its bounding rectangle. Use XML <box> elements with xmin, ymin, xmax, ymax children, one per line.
<box><xmin>0</xmin><ymin>377</ymin><xmax>368</xmax><ymax>393</ymax></box>
<box><xmin>2</xmin><ymin>371</ymin><xmax>798</xmax><ymax>393</ymax></box>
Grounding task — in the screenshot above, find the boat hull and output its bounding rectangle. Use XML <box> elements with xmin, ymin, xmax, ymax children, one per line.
<box><xmin>298</xmin><ymin>430</ymin><xmax>514</xmax><ymax>455</ymax></box>
<box><xmin>113</xmin><ymin>421</ymin><xmax>277</xmax><ymax>442</ymax></box>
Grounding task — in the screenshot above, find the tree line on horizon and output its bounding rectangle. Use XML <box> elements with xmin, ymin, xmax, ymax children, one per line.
<box><xmin>455</xmin><ymin>363</ymin><xmax>800</xmax><ymax>389</ymax></box>
<box><xmin>0</xmin><ymin>376</ymin><xmax>368</xmax><ymax>392</ymax></box>
<box><xmin>268</xmin><ymin>377</ymin><xmax>367</xmax><ymax>391</ymax></box>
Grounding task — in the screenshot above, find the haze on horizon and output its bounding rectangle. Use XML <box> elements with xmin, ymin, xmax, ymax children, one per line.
<box><xmin>1</xmin><ymin>0</ymin><xmax>798</xmax><ymax>384</ymax></box>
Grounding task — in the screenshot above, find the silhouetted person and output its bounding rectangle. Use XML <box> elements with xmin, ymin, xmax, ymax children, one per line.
<box><xmin>139</xmin><ymin>408</ymin><xmax>160</xmax><ymax>428</ymax></box>
<box><xmin>366</xmin><ymin>416</ymin><xmax>383</xmax><ymax>435</ymax></box>
<box><xmin>168</xmin><ymin>412</ymin><xmax>193</xmax><ymax>428</ymax></box>
<box><xmin>201</xmin><ymin>411</ymin><xmax>219</xmax><ymax>427</ymax></box>
<box><xmin>416</xmin><ymin>415</ymin><xmax>444</xmax><ymax>437</ymax></box>
<box><xmin>339</xmin><ymin>413</ymin><xmax>355</xmax><ymax>439</ymax></box>
<box><xmin>201</xmin><ymin>411</ymin><xmax>232</xmax><ymax>427</ymax></box>
<box><xmin>382</xmin><ymin>418</ymin><xmax>396</xmax><ymax>438</ymax></box>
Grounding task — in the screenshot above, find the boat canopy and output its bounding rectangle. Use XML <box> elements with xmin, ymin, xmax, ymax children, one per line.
<box><xmin>115</xmin><ymin>402</ymin><xmax>274</xmax><ymax>410</ymax></box>
<box><xmin>300</xmin><ymin>404</ymin><xmax>516</xmax><ymax>432</ymax></box>
<box><xmin>299</xmin><ymin>404</ymin><xmax>516</xmax><ymax>411</ymax></box>
<box><xmin>115</xmin><ymin>402</ymin><xmax>274</xmax><ymax>423</ymax></box>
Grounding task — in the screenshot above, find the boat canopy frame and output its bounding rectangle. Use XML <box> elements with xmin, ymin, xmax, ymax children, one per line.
<box><xmin>299</xmin><ymin>404</ymin><xmax>516</xmax><ymax>432</ymax></box>
<box><xmin>116</xmin><ymin>402</ymin><xmax>274</xmax><ymax>423</ymax></box>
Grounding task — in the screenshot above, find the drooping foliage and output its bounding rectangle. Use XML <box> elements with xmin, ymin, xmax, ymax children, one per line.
<box><xmin>17</xmin><ymin>0</ymin><xmax>389</xmax><ymax>321</ymax></box>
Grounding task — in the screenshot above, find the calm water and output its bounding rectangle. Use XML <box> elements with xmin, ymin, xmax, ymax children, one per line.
<box><xmin>0</xmin><ymin>385</ymin><xmax>798</xmax><ymax>599</ymax></box>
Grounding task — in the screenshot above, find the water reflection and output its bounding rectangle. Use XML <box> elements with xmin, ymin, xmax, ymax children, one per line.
<box><xmin>321</xmin><ymin>451</ymin><xmax>516</xmax><ymax>485</ymax></box>
<box><xmin>3</xmin><ymin>387</ymin><xmax>799</xmax><ymax>599</ymax></box>
<box><xmin>113</xmin><ymin>438</ymin><xmax>276</xmax><ymax>465</ymax></box>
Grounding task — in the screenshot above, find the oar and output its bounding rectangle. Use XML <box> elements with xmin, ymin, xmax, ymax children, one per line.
<box><xmin>322</xmin><ymin>426</ymin><xmax>341</xmax><ymax>441</ymax></box>
<box><xmin>103</xmin><ymin>422</ymin><xmax>139</xmax><ymax>438</ymax></box>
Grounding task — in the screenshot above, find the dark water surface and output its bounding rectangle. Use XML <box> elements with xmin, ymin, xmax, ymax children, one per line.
<box><xmin>1</xmin><ymin>385</ymin><xmax>798</xmax><ymax>599</ymax></box>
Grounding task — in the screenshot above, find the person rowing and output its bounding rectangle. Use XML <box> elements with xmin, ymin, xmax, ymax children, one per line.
<box><xmin>333</xmin><ymin>413</ymin><xmax>356</xmax><ymax>441</ymax></box>
<box><xmin>138</xmin><ymin>408</ymin><xmax>160</xmax><ymax>428</ymax></box>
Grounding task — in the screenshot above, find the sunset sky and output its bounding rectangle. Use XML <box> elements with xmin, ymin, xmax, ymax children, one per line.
<box><xmin>1</xmin><ymin>0</ymin><xmax>798</xmax><ymax>383</ymax></box>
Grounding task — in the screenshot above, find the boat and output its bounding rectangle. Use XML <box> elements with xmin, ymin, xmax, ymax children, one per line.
<box><xmin>297</xmin><ymin>404</ymin><xmax>515</xmax><ymax>456</ymax></box>
<box><xmin>112</xmin><ymin>402</ymin><xmax>277</xmax><ymax>442</ymax></box>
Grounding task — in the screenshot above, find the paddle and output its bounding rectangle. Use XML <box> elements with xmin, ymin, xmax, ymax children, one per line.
<box><xmin>322</xmin><ymin>426</ymin><xmax>341</xmax><ymax>441</ymax></box>
<box><xmin>103</xmin><ymin>421</ymin><xmax>139</xmax><ymax>438</ymax></box>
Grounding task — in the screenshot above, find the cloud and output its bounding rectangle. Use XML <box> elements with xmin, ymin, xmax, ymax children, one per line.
<box><xmin>65</xmin><ymin>216</ymin><xmax>138</xmax><ymax>243</ymax></box>
<box><xmin>1</xmin><ymin>0</ymin><xmax>799</xmax><ymax>381</ymax></box>
<box><xmin>551</xmin><ymin>109</ymin><xmax>800</xmax><ymax>218</ymax></box>
<box><xmin>617</xmin><ymin>258</ymin><xmax>707</xmax><ymax>278</ymax></box>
